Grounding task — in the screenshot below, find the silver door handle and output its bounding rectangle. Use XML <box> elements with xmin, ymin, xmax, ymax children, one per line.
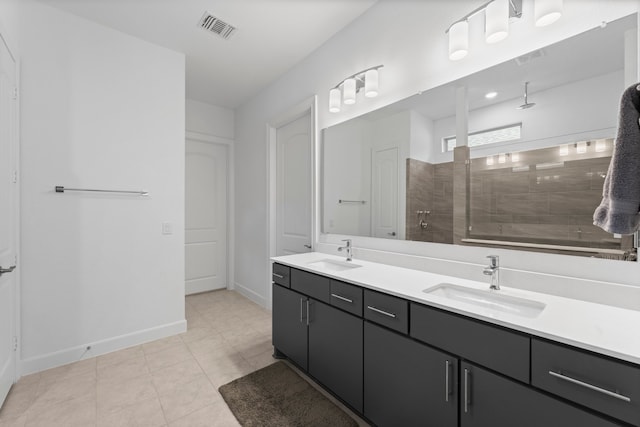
<box><xmin>331</xmin><ymin>293</ymin><xmax>353</xmax><ymax>304</ymax></box>
<box><xmin>0</xmin><ymin>265</ymin><xmax>16</xmax><ymax>276</ymax></box>
<box><xmin>366</xmin><ymin>305</ymin><xmax>396</xmax><ymax>318</ymax></box>
<box><xmin>388</xmin><ymin>232</ymin><xmax>396</xmax><ymax>236</ymax></box>
<box><xmin>548</xmin><ymin>371</ymin><xmax>631</xmax><ymax>403</ymax></box>
<box><xmin>464</xmin><ymin>368</ymin><xmax>470</xmax><ymax>413</ymax></box>
<box><xmin>300</xmin><ymin>298</ymin><xmax>304</xmax><ymax>323</ymax></box>
<box><xmin>304</xmin><ymin>244</ymin><xmax>312</xmax><ymax>249</ymax></box>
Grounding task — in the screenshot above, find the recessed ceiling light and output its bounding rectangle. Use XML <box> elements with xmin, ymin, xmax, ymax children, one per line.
<box><xmin>485</xmin><ymin>91</ymin><xmax>498</xmax><ymax>99</ymax></box>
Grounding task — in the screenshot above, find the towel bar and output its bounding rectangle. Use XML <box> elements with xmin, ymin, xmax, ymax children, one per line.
<box><xmin>55</xmin><ymin>186</ymin><xmax>149</xmax><ymax>196</ymax></box>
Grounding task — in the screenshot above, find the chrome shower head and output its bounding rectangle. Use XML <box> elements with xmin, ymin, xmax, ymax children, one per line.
<box><xmin>516</xmin><ymin>82</ymin><xmax>535</xmax><ymax>110</ymax></box>
<box><xmin>517</xmin><ymin>102</ymin><xmax>536</xmax><ymax>109</ymax></box>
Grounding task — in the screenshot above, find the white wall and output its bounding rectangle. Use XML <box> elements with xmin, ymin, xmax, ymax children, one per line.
<box><xmin>322</xmin><ymin>119</ymin><xmax>371</xmax><ymax>236</ymax></box>
<box><xmin>409</xmin><ymin>110</ymin><xmax>434</xmax><ymax>163</ymax></box>
<box><xmin>235</xmin><ymin>0</ymin><xmax>640</xmax><ymax>309</ymax></box>
<box><xmin>186</xmin><ymin>99</ymin><xmax>234</xmax><ymax>139</ymax></box>
<box><xmin>1</xmin><ymin>0</ymin><xmax>186</xmax><ymax>374</ymax></box>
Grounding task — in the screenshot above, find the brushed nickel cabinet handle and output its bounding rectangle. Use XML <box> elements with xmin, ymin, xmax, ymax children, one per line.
<box><xmin>306</xmin><ymin>300</ymin><xmax>310</xmax><ymax>326</ymax></box>
<box><xmin>272</xmin><ymin>273</ymin><xmax>284</xmax><ymax>279</ymax></box>
<box><xmin>366</xmin><ymin>305</ymin><xmax>396</xmax><ymax>318</ymax></box>
<box><xmin>445</xmin><ymin>360</ymin><xmax>452</xmax><ymax>402</ymax></box>
<box><xmin>464</xmin><ymin>368</ymin><xmax>470</xmax><ymax>413</ymax></box>
<box><xmin>549</xmin><ymin>371</ymin><xmax>631</xmax><ymax>403</ymax></box>
<box><xmin>300</xmin><ymin>298</ymin><xmax>304</xmax><ymax>324</ymax></box>
<box><xmin>331</xmin><ymin>293</ymin><xmax>353</xmax><ymax>304</ymax></box>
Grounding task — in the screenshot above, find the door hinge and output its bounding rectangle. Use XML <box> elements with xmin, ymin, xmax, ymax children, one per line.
<box><xmin>12</xmin><ymin>170</ymin><xmax>17</xmax><ymax>184</ymax></box>
<box><xmin>12</xmin><ymin>336</ymin><xmax>17</xmax><ymax>351</ymax></box>
<box><xmin>12</xmin><ymin>87</ymin><xmax>17</xmax><ymax>100</ymax></box>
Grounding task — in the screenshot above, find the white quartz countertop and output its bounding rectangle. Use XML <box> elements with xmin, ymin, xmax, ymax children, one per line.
<box><xmin>271</xmin><ymin>252</ymin><xmax>640</xmax><ymax>365</ymax></box>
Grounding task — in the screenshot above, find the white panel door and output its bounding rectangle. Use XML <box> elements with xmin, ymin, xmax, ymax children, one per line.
<box><xmin>0</xmin><ymin>35</ymin><xmax>17</xmax><ymax>407</ymax></box>
<box><xmin>372</xmin><ymin>147</ymin><xmax>399</xmax><ymax>239</ymax></box>
<box><xmin>185</xmin><ymin>140</ymin><xmax>227</xmax><ymax>295</ymax></box>
<box><xmin>276</xmin><ymin>114</ymin><xmax>312</xmax><ymax>256</ymax></box>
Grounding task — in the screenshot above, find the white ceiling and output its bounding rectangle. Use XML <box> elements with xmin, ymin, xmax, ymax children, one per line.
<box><xmin>39</xmin><ymin>0</ymin><xmax>378</xmax><ymax>109</ymax></box>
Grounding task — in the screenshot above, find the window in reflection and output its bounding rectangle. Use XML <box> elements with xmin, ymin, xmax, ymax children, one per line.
<box><xmin>444</xmin><ymin>123</ymin><xmax>522</xmax><ymax>152</ymax></box>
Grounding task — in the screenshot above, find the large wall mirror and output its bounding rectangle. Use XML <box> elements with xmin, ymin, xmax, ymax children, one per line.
<box><xmin>321</xmin><ymin>13</ymin><xmax>638</xmax><ymax>261</ymax></box>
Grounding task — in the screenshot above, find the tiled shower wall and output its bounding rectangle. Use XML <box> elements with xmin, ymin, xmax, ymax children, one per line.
<box><xmin>406</xmin><ymin>142</ymin><xmax>632</xmax><ymax>256</ymax></box>
<box><xmin>406</xmin><ymin>159</ymin><xmax>453</xmax><ymax>243</ymax></box>
<box><xmin>468</xmin><ymin>151</ymin><xmax>627</xmax><ymax>250</ymax></box>
<box><xmin>470</xmin><ymin>159</ymin><xmax>609</xmax><ymax>242</ymax></box>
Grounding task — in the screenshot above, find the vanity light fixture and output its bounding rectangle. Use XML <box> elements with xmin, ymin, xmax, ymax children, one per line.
<box><xmin>446</xmin><ymin>0</ymin><xmax>522</xmax><ymax>61</ymax></box>
<box><xmin>485</xmin><ymin>0</ymin><xmax>510</xmax><ymax>44</ymax></box>
<box><xmin>559</xmin><ymin>144</ymin><xmax>569</xmax><ymax>156</ymax></box>
<box><xmin>328</xmin><ymin>65</ymin><xmax>383</xmax><ymax>113</ymax></box>
<box><xmin>486</xmin><ymin>156</ymin><xmax>495</xmax><ymax>166</ymax></box>
<box><xmin>511</xmin><ymin>152</ymin><xmax>520</xmax><ymax>162</ymax></box>
<box><xmin>498</xmin><ymin>153</ymin><xmax>507</xmax><ymax>164</ymax></box>
<box><xmin>595</xmin><ymin>139</ymin><xmax>606</xmax><ymax>152</ymax></box>
<box><xmin>534</xmin><ymin>0</ymin><xmax>563</xmax><ymax>27</ymax></box>
<box><xmin>448</xmin><ymin>20</ymin><xmax>469</xmax><ymax>60</ymax></box>
<box><xmin>343</xmin><ymin>78</ymin><xmax>357</xmax><ymax>105</ymax></box>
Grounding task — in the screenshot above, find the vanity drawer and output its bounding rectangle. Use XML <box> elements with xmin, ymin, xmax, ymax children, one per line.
<box><xmin>410</xmin><ymin>303</ymin><xmax>530</xmax><ymax>383</ymax></box>
<box><xmin>364</xmin><ymin>290</ymin><xmax>408</xmax><ymax>334</ymax></box>
<box><xmin>330</xmin><ymin>280</ymin><xmax>363</xmax><ymax>317</ymax></box>
<box><xmin>531</xmin><ymin>339</ymin><xmax>640</xmax><ymax>426</ymax></box>
<box><xmin>290</xmin><ymin>269</ymin><xmax>330</xmax><ymax>304</ymax></box>
<box><xmin>272</xmin><ymin>263</ymin><xmax>290</xmax><ymax>287</ymax></box>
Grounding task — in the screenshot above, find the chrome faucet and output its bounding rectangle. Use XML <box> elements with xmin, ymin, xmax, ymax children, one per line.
<box><xmin>338</xmin><ymin>239</ymin><xmax>353</xmax><ymax>261</ymax></box>
<box><xmin>483</xmin><ymin>255</ymin><xmax>500</xmax><ymax>290</ymax></box>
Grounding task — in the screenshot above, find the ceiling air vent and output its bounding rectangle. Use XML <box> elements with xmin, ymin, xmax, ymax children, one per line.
<box><xmin>514</xmin><ymin>49</ymin><xmax>545</xmax><ymax>66</ymax></box>
<box><xmin>198</xmin><ymin>12</ymin><xmax>237</xmax><ymax>40</ymax></box>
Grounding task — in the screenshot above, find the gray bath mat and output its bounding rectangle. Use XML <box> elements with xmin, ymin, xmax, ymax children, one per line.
<box><xmin>218</xmin><ymin>361</ymin><xmax>358</xmax><ymax>426</ymax></box>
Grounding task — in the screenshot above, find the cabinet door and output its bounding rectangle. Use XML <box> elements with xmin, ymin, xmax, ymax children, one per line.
<box><xmin>272</xmin><ymin>284</ymin><xmax>308</xmax><ymax>370</ymax></box>
<box><xmin>460</xmin><ymin>362</ymin><xmax>623</xmax><ymax>427</ymax></box>
<box><xmin>308</xmin><ymin>300</ymin><xmax>363</xmax><ymax>413</ymax></box>
<box><xmin>364</xmin><ymin>322</ymin><xmax>458</xmax><ymax>427</ymax></box>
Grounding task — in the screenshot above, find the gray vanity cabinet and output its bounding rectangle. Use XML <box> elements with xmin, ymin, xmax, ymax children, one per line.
<box><xmin>272</xmin><ymin>283</ymin><xmax>308</xmax><ymax>370</ymax></box>
<box><xmin>531</xmin><ymin>338</ymin><xmax>640</xmax><ymax>426</ymax></box>
<box><xmin>272</xmin><ymin>266</ymin><xmax>363</xmax><ymax>412</ymax></box>
<box><xmin>460</xmin><ymin>362</ymin><xmax>623</xmax><ymax>427</ymax></box>
<box><xmin>308</xmin><ymin>300</ymin><xmax>363</xmax><ymax>413</ymax></box>
<box><xmin>364</xmin><ymin>321</ymin><xmax>458</xmax><ymax>427</ymax></box>
<box><xmin>272</xmin><ymin>263</ymin><xmax>635</xmax><ymax>426</ymax></box>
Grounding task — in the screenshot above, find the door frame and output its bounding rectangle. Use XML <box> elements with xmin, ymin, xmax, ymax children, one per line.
<box><xmin>185</xmin><ymin>131</ymin><xmax>235</xmax><ymax>292</ymax></box>
<box><xmin>266</xmin><ymin>96</ymin><xmax>317</xmax><ymax>308</ymax></box>
<box><xmin>0</xmin><ymin>25</ymin><xmax>20</xmax><ymax>383</ymax></box>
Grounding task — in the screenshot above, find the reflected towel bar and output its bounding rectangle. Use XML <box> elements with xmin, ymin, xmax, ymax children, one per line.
<box><xmin>339</xmin><ymin>199</ymin><xmax>366</xmax><ymax>204</ymax></box>
<box><xmin>55</xmin><ymin>186</ymin><xmax>149</xmax><ymax>196</ymax></box>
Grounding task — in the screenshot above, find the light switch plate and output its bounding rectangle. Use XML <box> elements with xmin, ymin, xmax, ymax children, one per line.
<box><xmin>162</xmin><ymin>222</ymin><xmax>173</xmax><ymax>235</ymax></box>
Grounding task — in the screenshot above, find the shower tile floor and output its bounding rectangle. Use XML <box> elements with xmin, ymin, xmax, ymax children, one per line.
<box><xmin>0</xmin><ymin>290</ymin><xmax>367</xmax><ymax>426</ymax></box>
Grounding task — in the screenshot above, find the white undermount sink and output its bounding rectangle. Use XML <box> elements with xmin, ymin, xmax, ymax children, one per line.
<box><xmin>423</xmin><ymin>283</ymin><xmax>546</xmax><ymax>318</ymax></box>
<box><xmin>307</xmin><ymin>259</ymin><xmax>362</xmax><ymax>272</ymax></box>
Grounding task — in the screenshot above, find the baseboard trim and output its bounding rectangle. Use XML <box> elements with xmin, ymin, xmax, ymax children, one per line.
<box><xmin>233</xmin><ymin>281</ymin><xmax>268</xmax><ymax>308</ymax></box>
<box><xmin>20</xmin><ymin>320</ymin><xmax>187</xmax><ymax>376</ymax></box>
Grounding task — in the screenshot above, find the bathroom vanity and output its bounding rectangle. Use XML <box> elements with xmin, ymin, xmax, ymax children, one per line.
<box><xmin>271</xmin><ymin>253</ymin><xmax>640</xmax><ymax>427</ymax></box>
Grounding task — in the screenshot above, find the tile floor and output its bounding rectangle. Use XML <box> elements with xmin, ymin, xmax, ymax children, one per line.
<box><xmin>0</xmin><ymin>290</ymin><xmax>367</xmax><ymax>427</ymax></box>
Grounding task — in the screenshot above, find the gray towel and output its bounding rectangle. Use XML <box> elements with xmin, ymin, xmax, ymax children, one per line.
<box><xmin>593</xmin><ymin>83</ymin><xmax>640</xmax><ymax>234</ymax></box>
